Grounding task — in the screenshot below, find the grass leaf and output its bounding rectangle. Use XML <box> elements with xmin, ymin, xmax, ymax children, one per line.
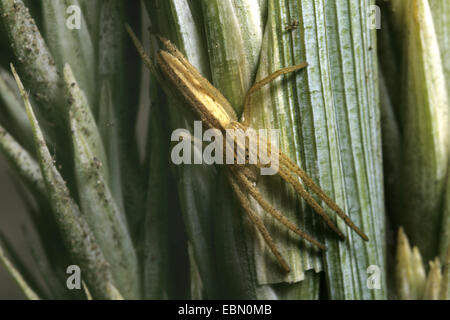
<box><xmin>0</xmin><ymin>241</ymin><xmax>40</xmax><ymax>300</ymax></box>
<box><xmin>0</xmin><ymin>0</ymin><xmax>62</xmax><ymax>121</ymax></box>
<box><xmin>11</xmin><ymin>63</ymin><xmax>119</xmax><ymax>300</ymax></box>
<box><xmin>393</xmin><ymin>0</ymin><xmax>450</xmax><ymax>261</ymax></box>
<box><xmin>0</xmin><ymin>123</ymin><xmax>45</xmax><ymax>194</ymax></box>
<box><xmin>41</xmin><ymin>0</ymin><xmax>96</xmax><ymax>109</ymax></box>
<box><xmin>144</xmin><ymin>0</ymin><xmax>223</xmax><ymax>298</ymax></box>
<box><xmin>0</xmin><ymin>67</ymin><xmax>33</xmax><ymax>151</ymax></box>
<box><xmin>212</xmin><ymin>0</ymin><xmax>385</xmax><ymax>299</ymax></box>
<box><xmin>67</xmin><ymin>64</ymin><xmax>139</xmax><ymax>299</ymax></box>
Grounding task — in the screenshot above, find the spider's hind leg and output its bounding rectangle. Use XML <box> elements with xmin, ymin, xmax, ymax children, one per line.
<box><xmin>230</xmin><ymin>166</ymin><xmax>327</xmax><ymax>251</ymax></box>
<box><xmin>227</xmin><ymin>170</ymin><xmax>291</xmax><ymax>273</ymax></box>
<box><xmin>240</xmin><ymin>165</ymin><xmax>258</xmax><ymax>185</ymax></box>
<box><xmin>278</xmin><ymin>152</ymin><xmax>369</xmax><ymax>241</ymax></box>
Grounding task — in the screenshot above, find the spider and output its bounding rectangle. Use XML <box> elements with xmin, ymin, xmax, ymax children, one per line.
<box><xmin>126</xmin><ymin>25</ymin><xmax>368</xmax><ymax>273</ymax></box>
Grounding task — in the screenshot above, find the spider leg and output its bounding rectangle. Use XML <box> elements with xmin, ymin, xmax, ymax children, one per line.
<box><xmin>240</xmin><ymin>166</ymin><xmax>258</xmax><ymax>184</ymax></box>
<box><xmin>278</xmin><ymin>152</ymin><xmax>369</xmax><ymax>241</ymax></box>
<box><xmin>233</xmin><ymin>123</ymin><xmax>368</xmax><ymax>241</ymax></box>
<box><xmin>236</xmin><ymin>62</ymin><xmax>369</xmax><ymax>241</ymax></box>
<box><xmin>227</xmin><ymin>122</ymin><xmax>346</xmax><ymax>240</ymax></box>
<box><xmin>125</xmin><ymin>24</ymin><xmax>158</xmax><ymax>76</ymax></box>
<box><xmin>230</xmin><ymin>166</ymin><xmax>327</xmax><ymax>251</ymax></box>
<box><xmin>242</xmin><ymin>63</ymin><xmax>307</xmax><ymax>125</ymax></box>
<box><xmin>276</xmin><ymin>164</ymin><xmax>346</xmax><ymax>240</ymax></box>
<box><xmin>227</xmin><ymin>171</ymin><xmax>291</xmax><ymax>273</ymax></box>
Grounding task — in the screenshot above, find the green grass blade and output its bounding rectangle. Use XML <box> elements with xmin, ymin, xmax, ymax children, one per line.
<box><xmin>308</xmin><ymin>0</ymin><xmax>385</xmax><ymax>299</ymax></box>
<box><xmin>206</xmin><ymin>0</ymin><xmax>322</xmax><ymax>291</ymax></box>
<box><xmin>11</xmin><ymin>64</ymin><xmax>119</xmax><ymax>300</ymax></box>
<box><xmin>0</xmin><ymin>232</ymin><xmax>49</xmax><ymax>298</ymax></box>
<box><xmin>98</xmin><ymin>82</ymin><xmax>124</xmax><ymax>213</ymax></box>
<box><xmin>41</xmin><ymin>0</ymin><xmax>96</xmax><ymax>109</ymax></box>
<box><xmin>377</xmin><ymin>1</ymin><xmax>402</xmax><ymax>127</ymax></box>
<box><xmin>379</xmin><ymin>71</ymin><xmax>401</xmax><ymax>224</ymax></box>
<box><xmin>64</xmin><ymin>65</ymin><xmax>108</xmax><ymax>182</ymax></box>
<box><xmin>0</xmin><ymin>123</ymin><xmax>45</xmax><ymax>194</ymax></box>
<box><xmin>207</xmin><ymin>0</ymin><xmax>385</xmax><ymax>299</ymax></box>
<box><xmin>0</xmin><ymin>0</ymin><xmax>62</xmax><ymax>121</ymax></box>
<box><xmin>145</xmin><ymin>0</ymin><xmax>385</xmax><ymax>299</ymax></box>
<box><xmin>98</xmin><ymin>1</ymin><xmax>143</xmax><ymax>232</ymax></box>
<box><xmin>78</xmin><ymin>0</ymin><xmax>101</xmax><ymax>46</ymax></box>
<box><xmin>66</xmin><ymin>65</ymin><xmax>139</xmax><ymax>299</ymax></box>
<box><xmin>199</xmin><ymin>0</ymin><xmax>322</xmax><ymax>299</ymax></box>
<box><xmin>0</xmin><ymin>241</ymin><xmax>40</xmax><ymax>300</ymax></box>
<box><xmin>144</xmin><ymin>0</ymin><xmax>221</xmax><ymax>298</ymax></box>
<box><xmin>142</xmin><ymin>101</ymin><xmax>170</xmax><ymax>299</ymax></box>
<box><xmin>430</xmin><ymin>0</ymin><xmax>450</xmax><ymax>97</ymax></box>
<box><xmin>394</xmin><ymin>0</ymin><xmax>450</xmax><ymax>262</ymax></box>
<box><xmin>202</xmin><ymin>0</ymin><xmax>265</xmax><ymax>115</ymax></box>
<box><xmin>201</xmin><ymin>0</ymin><xmax>278</xmax><ymax>299</ymax></box>
<box><xmin>429</xmin><ymin>1</ymin><xmax>450</xmax><ymax>268</ymax></box>
<box><xmin>0</xmin><ymin>67</ymin><xmax>33</xmax><ymax>151</ymax></box>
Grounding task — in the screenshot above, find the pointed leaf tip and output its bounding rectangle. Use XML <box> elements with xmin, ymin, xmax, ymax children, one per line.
<box><xmin>0</xmin><ymin>242</ymin><xmax>40</xmax><ymax>300</ymax></box>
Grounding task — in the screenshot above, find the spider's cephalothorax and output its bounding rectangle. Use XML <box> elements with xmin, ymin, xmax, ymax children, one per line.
<box><xmin>126</xmin><ymin>25</ymin><xmax>368</xmax><ymax>273</ymax></box>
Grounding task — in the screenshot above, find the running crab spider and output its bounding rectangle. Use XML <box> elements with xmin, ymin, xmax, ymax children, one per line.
<box><xmin>125</xmin><ymin>25</ymin><xmax>368</xmax><ymax>273</ymax></box>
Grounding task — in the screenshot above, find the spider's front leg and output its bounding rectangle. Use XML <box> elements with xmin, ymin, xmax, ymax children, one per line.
<box><xmin>241</xmin><ymin>63</ymin><xmax>307</xmax><ymax>126</ymax></box>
